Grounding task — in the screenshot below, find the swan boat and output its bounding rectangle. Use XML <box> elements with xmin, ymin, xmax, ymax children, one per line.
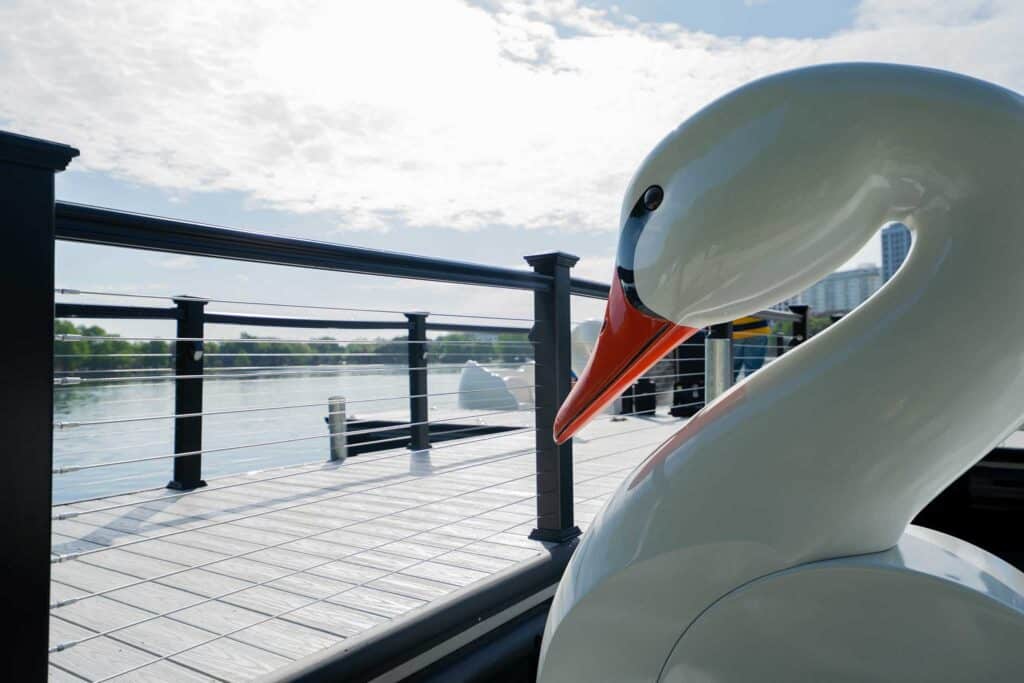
<box><xmin>456</xmin><ymin>319</ymin><xmax>602</xmax><ymax>412</ymax></box>
<box><xmin>537</xmin><ymin>63</ymin><xmax>1024</xmax><ymax>681</ymax></box>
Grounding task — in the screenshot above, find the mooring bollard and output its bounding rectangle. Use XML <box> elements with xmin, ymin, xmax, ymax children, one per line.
<box><xmin>705</xmin><ymin>321</ymin><xmax>734</xmax><ymax>403</ymax></box>
<box><xmin>327</xmin><ymin>396</ymin><xmax>347</xmax><ymax>463</ymax></box>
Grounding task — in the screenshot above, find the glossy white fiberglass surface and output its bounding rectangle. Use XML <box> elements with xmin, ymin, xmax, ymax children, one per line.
<box><xmin>537</xmin><ymin>63</ymin><xmax>1024</xmax><ymax>681</ymax></box>
<box><xmin>662</xmin><ymin>526</ymin><xmax>1024</xmax><ymax>682</ymax></box>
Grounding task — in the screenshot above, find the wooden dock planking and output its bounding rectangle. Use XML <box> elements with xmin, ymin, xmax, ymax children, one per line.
<box><xmin>49</xmin><ymin>414</ymin><xmax>681</xmax><ymax>681</ymax></box>
<box><xmin>228</xmin><ymin>619</ymin><xmax>342</xmax><ymax>661</ymax></box>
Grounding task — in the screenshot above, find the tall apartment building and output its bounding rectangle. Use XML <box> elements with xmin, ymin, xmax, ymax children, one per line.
<box><xmin>882</xmin><ymin>223</ymin><xmax>912</xmax><ymax>282</ymax></box>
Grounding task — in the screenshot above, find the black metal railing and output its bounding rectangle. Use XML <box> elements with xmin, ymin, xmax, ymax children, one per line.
<box><xmin>3</xmin><ymin>129</ymin><xmax>808</xmax><ymax>679</ymax></box>
<box><xmin>54</xmin><ymin>298</ymin><xmax>534</xmax><ymax>488</ymax></box>
<box><xmin>46</xmin><ymin>203</ymin><xmax>616</xmax><ymax>537</ymax></box>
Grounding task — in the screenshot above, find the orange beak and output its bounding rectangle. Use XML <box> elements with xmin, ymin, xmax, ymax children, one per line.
<box><xmin>554</xmin><ymin>273</ymin><xmax>698</xmax><ymax>444</ymax></box>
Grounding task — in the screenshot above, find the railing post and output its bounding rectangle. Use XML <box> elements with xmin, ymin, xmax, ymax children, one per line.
<box><xmin>705</xmin><ymin>322</ymin><xmax>734</xmax><ymax>402</ymax></box>
<box><xmin>406</xmin><ymin>313</ymin><xmax>429</xmax><ymax>452</ymax></box>
<box><xmin>525</xmin><ymin>252</ymin><xmax>581</xmax><ymax>543</ymax></box>
<box><xmin>789</xmin><ymin>304</ymin><xmax>810</xmax><ymax>349</ymax></box>
<box><xmin>168</xmin><ymin>297</ymin><xmax>208</xmax><ymax>490</ymax></box>
<box><xmin>0</xmin><ymin>131</ymin><xmax>78</xmax><ymax>681</ymax></box>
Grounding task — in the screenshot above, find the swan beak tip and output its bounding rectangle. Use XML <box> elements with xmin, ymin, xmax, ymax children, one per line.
<box><xmin>553</xmin><ymin>275</ymin><xmax>697</xmax><ymax>444</ymax></box>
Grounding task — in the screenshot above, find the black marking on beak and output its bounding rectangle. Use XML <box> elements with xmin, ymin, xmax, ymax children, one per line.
<box><xmin>616</xmin><ymin>185</ymin><xmax>666</xmax><ymax>321</ymax></box>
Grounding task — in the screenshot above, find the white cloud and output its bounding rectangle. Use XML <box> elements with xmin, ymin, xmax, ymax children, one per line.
<box><xmin>2</xmin><ymin>0</ymin><xmax>1022</xmax><ymax>236</ymax></box>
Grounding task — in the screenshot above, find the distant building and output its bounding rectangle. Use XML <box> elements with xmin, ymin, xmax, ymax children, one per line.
<box><xmin>882</xmin><ymin>223</ymin><xmax>912</xmax><ymax>282</ymax></box>
<box><xmin>770</xmin><ymin>226</ymin><xmax>910</xmax><ymax>315</ymax></box>
<box><xmin>778</xmin><ymin>265</ymin><xmax>882</xmax><ymax>315</ymax></box>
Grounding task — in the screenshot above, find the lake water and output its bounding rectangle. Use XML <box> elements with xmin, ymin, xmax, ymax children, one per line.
<box><xmin>52</xmin><ymin>368</ymin><xmax>473</xmax><ymax>504</ymax></box>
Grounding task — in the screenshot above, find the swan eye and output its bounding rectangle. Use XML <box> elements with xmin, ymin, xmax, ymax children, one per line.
<box><xmin>642</xmin><ymin>185</ymin><xmax>663</xmax><ymax>212</ymax></box>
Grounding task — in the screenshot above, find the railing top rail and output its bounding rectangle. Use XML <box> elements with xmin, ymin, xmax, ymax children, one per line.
<box><xmin>53</xmin><ymin>203</ymin><xmax>801</xmax><ymax>321</ymax></box>
<box><xmin>426</xmin><ymin>321</ymin><xmax>530</xmax><ymax>335</ymax></box>
<box><xmin>568</xmin><ymin>278</ymin><xmax>611</xmax><ymax>300</ymax></box>
<box><xmin>54</xmin><ymin>303</ymin><xmax>179</xmax><ymax>321</ymax></box>
<box><xmin>54</xmin><ymin>202</ymin><xmax>554</xmax><ymax>293</ymax></box>
<box><xmin>203</xmin><ymin>311</ymin><xmax>406</xmax><ymax>331</ymax></box>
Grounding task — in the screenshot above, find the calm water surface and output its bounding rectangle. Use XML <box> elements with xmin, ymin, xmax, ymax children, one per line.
<box><xmin>53</xmin><ymin>368</ymin><xmax>468</xmax><ymax>504</ymax></box>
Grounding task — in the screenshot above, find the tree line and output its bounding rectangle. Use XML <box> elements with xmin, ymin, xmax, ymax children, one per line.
<box><xmin>54</xmin><ymin>320</ymin><xmax>532</xmax><ymax>373</ymax></box>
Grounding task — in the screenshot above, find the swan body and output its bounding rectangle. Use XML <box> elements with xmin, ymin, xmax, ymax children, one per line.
<box><xmin>538</xmin><ymin>63</ymin><xmax>1024</xmax><ymax>681</ymax></box>
<box><xmin>662</xmin><ymin>526</ymin><xmax>1024</xmax><ymax>682</ymax></box>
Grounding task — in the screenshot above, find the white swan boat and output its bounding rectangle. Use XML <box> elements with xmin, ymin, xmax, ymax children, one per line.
<box><xmin>457</xmin><ymin>319</ymin><xmax>604</xmax><ymax>412</ymax></box>
<box><xmin>458</xmin><ymin>359</ymin><xmax>535</xmax><ymax>410</ymax></box>
<box><xmin>538</xmin><ymin>63</ymin><xmax>1024</xmax><ymax>681</ymax></box>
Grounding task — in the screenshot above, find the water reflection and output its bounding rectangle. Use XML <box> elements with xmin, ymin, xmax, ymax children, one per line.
<box><xmin>409</xmin><ymin>448</ymin><xmax>435</xmax><ymax>476</ymax></box>
<box><xmin>53</xmin><ymin>369</ymin><xmax>464</xmax><ymax>504</ymax></box>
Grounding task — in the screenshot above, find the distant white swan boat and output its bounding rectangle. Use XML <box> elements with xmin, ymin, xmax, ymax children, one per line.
<box><xmin>457</xmin><ymin>360</ymin><xmax>534</xmax><ymax>410</ymax></box>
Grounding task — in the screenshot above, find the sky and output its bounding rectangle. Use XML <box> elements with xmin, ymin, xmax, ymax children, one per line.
<box><xmin>2</xmin><ymin>0</ymin><xmax>1022</xmax><ymax>336</ymax></box>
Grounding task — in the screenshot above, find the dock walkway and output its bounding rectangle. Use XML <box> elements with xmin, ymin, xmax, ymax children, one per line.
<box><xmin>49</xmin><ymin>415</ymin><xmax>681</xmax><ymax>682</ymax></box>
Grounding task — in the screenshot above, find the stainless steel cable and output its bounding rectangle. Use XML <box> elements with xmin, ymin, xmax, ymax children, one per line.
<box><xmin>640</xmin><ymin>371</ymin><xmax>705</xmax><ymax>381</ymax></box>
<box><xmin>55</xmin><ymin>437</ymin><xmax>175</xmax><ymax>459</ymax></box>
<box><xmin>54</xmin><ymin>412</ymin><xmax>517</xmax><ymax>471</ymax></box>
<box><xmin>55</xmin><ymin>353</ymin><xmax>173</xmax><ymax>358</ymax></box>
<box><xmin>53</xmin><ymin>422</ymin><xmax>173</xmax><ymax>442</ymax></box>
<box><xmin>55</xmin><ymin>362</ymin><xmax>533</xmax><ymax>385</ymax></box>
<box><xmin>53</xmin><ymin>411</ymin><xmax>532</xmax><ymax>475</ymax></box>
<box><xmin>54</xmin><ymin>413</ymin><xmax>534</xmax><ymax>516</ymax></box>
<box><xmin>200</xmin><ymin>361</ymin><xmax>528</xmax><ymax>373</ymax></box>
<box><xmin>54</xmin><ymin>353</ymin><xmax>531</xmax><ymax>375</ymax></box>
<box><xmin>56</xmin><ymin>288</ymin><xmax>536</xmax><ymax>322</ymax></box>
<box><xmin>58</xmin><ymin>367</ymin><xmax>480</xmax><ymax>407</ymax></box>
<box><xmin>56</xmin><ymin>393</ymin><xmax>175</xmax><ymax>407</ymax></box>
<box><xmin>53</xmin><ymin>385</ymin><xmax>540</xmax><ymax>429</ymax></box>
<box><xmin>579</xmin><ymin>422</ymin><xmax>682</xmax><ymax>444</ymax></box>
<box><xmin>58</xmin><ymin>334</ymin><xmax>405</xmax><ymax>345</ymax></box>
<box><xmin>54</xmin><ymin>425</ymin><xmax>481</xmax><ymax>514</ymax></box>
<box><xmin>54</xmin><ymin>367</ymin><xmax>174</xmax><ymax>375</ymax></box>
<box><xmin>576</xmin><ymin>400</ymin><xmax>706</xmax><ymax>429</ymax></box>
<box><xmin>169</xmin><ymin>370</ymin><xmax>477</xmax><ymax>404</ymax></box>
<box><xmin>54</xmin><ymin>361</ymin><xmax>413</xmax><ymax>376</ymax></box>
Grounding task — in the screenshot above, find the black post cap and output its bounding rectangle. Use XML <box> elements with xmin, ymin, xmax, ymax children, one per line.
<box><xmin>0</xmin><ymin>130</ymin><xmax>79</xmax><ymax>171</ymax></box>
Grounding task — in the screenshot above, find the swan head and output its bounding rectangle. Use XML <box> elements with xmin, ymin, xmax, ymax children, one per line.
<box><xmin>553</xmin><ymin>63</ymin><xmax>950</xmax><ymax>443</ymax></box>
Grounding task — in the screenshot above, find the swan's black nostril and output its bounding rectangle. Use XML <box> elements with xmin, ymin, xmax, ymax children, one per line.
<box><xmin>642</xmin><ymin>185</ymin><xmax>663</xmax><ymax>212</ymax></box>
